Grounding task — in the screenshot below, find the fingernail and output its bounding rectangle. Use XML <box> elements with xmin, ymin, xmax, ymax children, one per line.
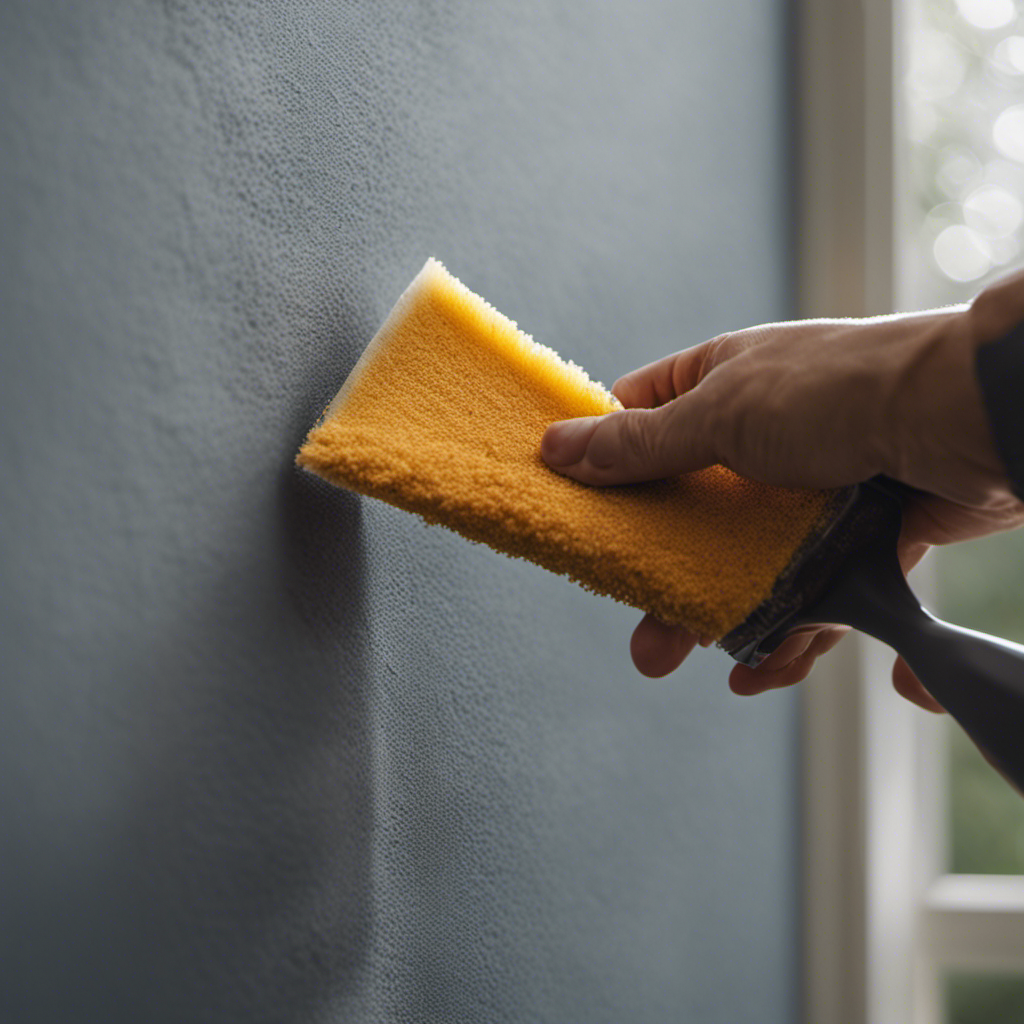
<box><xmin>542</xmin><ymin>418</ymin><xmax>597</xmax><ymax>467</ymax></box>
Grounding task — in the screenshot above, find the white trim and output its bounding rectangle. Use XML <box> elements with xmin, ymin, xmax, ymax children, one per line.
<box><xmin>795</xmin><ymin>0</ymin><xmax>897</xmax><ymax>320</ymax></box>
<box><xmin>803</xmin><ymin>631</ymin><xmax>943</xmax><ymax>1024</ymax></box>
<box><xmin>797</xmin><ymin>1</ymin><xmax>905</xmax><ymax>1019</ymax></box>
<box><xmin>803</xmin><ymin>638</ymin><xmax>870</xmax><ymax>1024</ymax></box>
<box><xmin>925</xmin><ymin>876</ymin><xmax>1024</xmax><ymax>971</ymax></box>
<box><xmin>796</xmin><ymin>0</ymin><xmax>950</xmax><ymax>1019</ymax></box>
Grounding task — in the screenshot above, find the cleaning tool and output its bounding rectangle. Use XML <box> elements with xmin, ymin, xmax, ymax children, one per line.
<box><xmin>297</xmin><ymin>258</ymin><xmax>1024</xmax><ymax>789</ymax></box>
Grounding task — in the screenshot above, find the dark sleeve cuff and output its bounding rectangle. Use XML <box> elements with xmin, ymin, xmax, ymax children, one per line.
<box><xmin>975</xmin><ymin>319</ymin><xmax>1024</xmax><ymax>502</ymax></box>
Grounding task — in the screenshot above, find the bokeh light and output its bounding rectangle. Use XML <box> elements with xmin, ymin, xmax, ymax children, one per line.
<box><xmin>986</xmin><ymin>233</ymin><xmax>1021</xmax><ymax>262</ymax></box>
<box><xmin>992</xmin><ymin>105</ymin><xmax>1024</xmax><ymax>161</ymax></box>
<box><xmin>907</xmin><ymin>0</ymin><xmax>1024</xmax><ymax>292</ymax></box>
<box><xmin>907</xmin><ymin>28</ymin><xmax>968</xmax><ymax>99</ymax></box>
<box><xmin>955</xmin><ymin>0</ymin><xmax>1016</xmax><ymax>30</ymax></box>
<box><xmin>963</xmin><ymin>182</ymin><xmax>1024</xmax><ymax>235</ymax></box>
<box><xmin>936</xmin><ymin>145</ymin><xmax>983</xmax><ymax>196</ymax></box>
<box><xmin>991</xmin><ymin>35</ymin><xmax>1024</xmax><ymax>74</ymax></box>
<box><xmin>933</xmin><ymin>224</ymin><xmax>991</xmax><ymax>279</ymax></box>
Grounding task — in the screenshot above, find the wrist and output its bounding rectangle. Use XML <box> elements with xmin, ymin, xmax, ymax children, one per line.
<box><xmin>970</xmin><ymin>312</ymin><xmax>1024</xmax><ymax>503</ymax></box>
<box><xmin>966</xmin><ymin>267</ymin><xmax>1024</xmax><ymax>349</ymax></box>
<box><xmin>882</xmin><ymin>305</ymin><xmax>1010</xmax><ymax>505</ymax></box>
<box><xmin>964</xmin><ymin>271</ymin><xmax>1024</xmax><ymax>500</ymax></box>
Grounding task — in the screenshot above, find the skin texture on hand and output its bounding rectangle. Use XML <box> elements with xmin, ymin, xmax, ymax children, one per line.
<box><xmin>541</xmin><ymin>268</ymin><xmax>1024</xmax><ymax>712</ymax></box>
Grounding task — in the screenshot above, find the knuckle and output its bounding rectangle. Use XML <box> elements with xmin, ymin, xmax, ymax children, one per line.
<box><xmin>584</xmin><ymin>414</ymin><xmax>623</xmax><ymax>469</ymax></box>
<box><xmin>697</xmin><ymin>334</ymin><xmax>733</xmax><ymax>382</ymax></box>
<box><xmin>586</xmin><ymin>410</ymin><xmax>643</xmax><ymax>470</ymax></box>
<box><xmin>618</xmin><ymin>409</ymin><xmax>659</xmax><ymax>466</ymax></box>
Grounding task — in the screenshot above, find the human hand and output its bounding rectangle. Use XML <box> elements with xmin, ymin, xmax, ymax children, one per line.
<box><xmin>540</xmin><ymin>272</ymin><xmax>1024</xmax><ymax>709</ymax></box>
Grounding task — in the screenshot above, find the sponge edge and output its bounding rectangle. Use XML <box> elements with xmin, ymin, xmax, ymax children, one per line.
<box><xmin>319</xmin><ymin>258</ymin><xmax>622</xmax><ymax>425</ymax></box>
<box><xmin>297</xmin><ymin>258</ymin><xmax>842</xmax><ymax>639</ymax></box>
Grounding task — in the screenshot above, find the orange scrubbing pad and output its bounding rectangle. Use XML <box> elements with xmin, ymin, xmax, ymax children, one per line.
<box><xmin>297</xmin><ymin>258</ymin><xmax>843</xmax><ymax>640</ymax></box>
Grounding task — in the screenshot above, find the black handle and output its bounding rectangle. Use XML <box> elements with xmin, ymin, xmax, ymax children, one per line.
<box><xmin>901</xmin><ymin>616</ymin><xmax>1024</xmax><ymax>789</ymax></box>
<box><xmin>791</xmin><ymin>482</ymin><xmax>1024</xmax><ymax>792</ymax></box>
<box><xmin>840</xmin><ymin>543</ymin><xmax>1024</xmax><ymax>791</ymax></box>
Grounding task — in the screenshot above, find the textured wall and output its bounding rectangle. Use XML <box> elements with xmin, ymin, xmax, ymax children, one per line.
<box><xmin>0</xmin><ymin>1</ymin><xmax>799</xmax><ymax>1021</ymax></box>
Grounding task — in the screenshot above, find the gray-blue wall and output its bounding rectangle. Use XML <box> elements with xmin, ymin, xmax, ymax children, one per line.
<box><xmin>0</xmin><ymin>2</ymin><xmax>800</xmax><ymax>1021</ymax></box>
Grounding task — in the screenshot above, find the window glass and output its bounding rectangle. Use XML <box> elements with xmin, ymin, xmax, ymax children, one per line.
<box><xmin>939</xmin><ymin>532</ymin><xmax>1024</xmax><ymax>874</ymax></box>
<box><xmin>903</xmin><ymin>0</ymin><xmax>1024</xmax><ymax>876</ymax></box>
<box><xmin>946</xmin><ymin>972</ymin><xmax>1024</xmax><ymax>1024</ymax></box>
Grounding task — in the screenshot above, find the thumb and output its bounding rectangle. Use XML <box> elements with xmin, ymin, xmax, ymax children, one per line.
<box><xmin>540</xmin><ymin>390</ymin><xmax>720</xmax><ymax>486</ymax></box>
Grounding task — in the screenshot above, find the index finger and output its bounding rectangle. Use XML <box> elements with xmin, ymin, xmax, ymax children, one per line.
<box><xmin>611</xmin><ymin>335</ymin><xmax>726</xmax><ymax>409</ymax></box>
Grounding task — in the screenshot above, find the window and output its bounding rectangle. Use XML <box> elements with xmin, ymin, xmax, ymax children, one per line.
<box><xmin>799</xmin><ymin>0</ymin><xmax>1024</xmax><ymax>1020</ymax></box>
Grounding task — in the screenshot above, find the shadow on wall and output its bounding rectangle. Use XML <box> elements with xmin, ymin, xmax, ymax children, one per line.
<box><xmin>4</xmin><ymin>463</ymin><xmax>378</xmax><ymax>1024</ymax></box>
<box><xmin>146</xmin><ymin>467</ymin><xmax>378</xmax><ymax>1022</ymax></box>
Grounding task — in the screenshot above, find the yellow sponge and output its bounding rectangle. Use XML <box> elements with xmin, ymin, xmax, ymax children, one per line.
<box><xmin>297</xmin><ymin>258</ymin><xmax>839</xmax><ymax>639</ymax></box>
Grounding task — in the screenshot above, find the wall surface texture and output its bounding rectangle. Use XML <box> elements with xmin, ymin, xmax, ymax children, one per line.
<box><xmin>0</xmin><ymin>2</ymin><xmax>799</xmax><ymax>1021</ymax></box>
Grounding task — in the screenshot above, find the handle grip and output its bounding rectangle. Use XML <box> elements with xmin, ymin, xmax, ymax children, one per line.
<box><xmin>804</xmin><ymin>484</ymin><xmax>1024</xmax><ymax>793</ymax></box>
<box><xmin>893</xmin><ymin>612</ymin><xmax>1024</xmax><ymax>789</ymax></box>
<box><xmin>736</xmin><ymin>479</ymin><xmax>1024</xmax><ymax>793</ymax></box>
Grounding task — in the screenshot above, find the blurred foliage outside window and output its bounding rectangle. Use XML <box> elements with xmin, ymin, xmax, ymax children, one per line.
<box><xmin>945</xmin><ymin>972</ymin><xmax>1024</xmax><ymax>1024</ymax></box>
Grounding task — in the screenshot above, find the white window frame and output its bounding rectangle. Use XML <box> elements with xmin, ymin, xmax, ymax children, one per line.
<box><xmin>798</xmin><ymin>0</ymin><xmax>1024</xmax><ymax>1020</ymax></box>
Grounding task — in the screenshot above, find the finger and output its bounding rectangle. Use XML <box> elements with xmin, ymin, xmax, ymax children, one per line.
<box><xmin>611</xmin><ymin>337</ymin><xmax>728</xmax><ymax>409</ymax></box>
<box><xmin>897</xmin><ymin>540</ymin><xmax>931</xmax><ymax>577</ymax></box>
<box><xmin>898</xmin><ymin>489</ymin><xmax>1024</xmax><ymax>548</ymax></box>
<box><xmin>540</xmin><ymin>390</ymin><xmax>720</xmax><ymax>486</ymax></box>
<box><xmin>892</xmin><ymin>656</ymin><xmax>946</xmax><ymax>713</ymax></box>
<box><xmin>727</xmin><ymin>626</ymin><xmax>849</xmax><ymax>696</ymax></box>
<box><xmin>754</xmin><ymin>631</ymin><xmax>815</xmax><ymax>672</ymax></box>
<box><xmin>629</xmin><ymin>613</ymin><xmax>700</xmax><ymax>678</ymax></box>
<box><xmin>812</xmin><ymin>625</ymin><xmax>851</xmax><ymax>656</ymax></box>
<box><xmin>729</xmin><ymin>648</ymin><xmax>819</xmax><ymax>695</ymax></box>
<box><xmin>896</xmin><ymin>499</ymin><xmax>942</xmax><ymax>574</ymax></box>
